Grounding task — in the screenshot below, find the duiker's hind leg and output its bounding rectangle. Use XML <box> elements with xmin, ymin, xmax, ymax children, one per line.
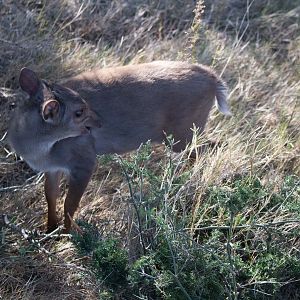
<box><xmin>45</xmin><ymin>171</ymin><xmax>62</xmax><ymax>233</ymax></box>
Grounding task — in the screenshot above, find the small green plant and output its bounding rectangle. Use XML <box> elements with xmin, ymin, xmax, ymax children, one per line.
<box><xmin>97</xmin><ymin>154</ymin><xmax>115</xmax><ymax>165</ymax></box>
<box><xmin>72</xmin><ymin>220</ymin><xmax>101</xmax><ymax>255</ymax></box>
<box><xmin>92</xmin><ymin>238</ymin><xmax>128</xmax><ymax>288</ymax></box>
<box><xmin>72</xmin><ymin>221</ymin><xmax>128</xmax><ymax>291</ymax></box>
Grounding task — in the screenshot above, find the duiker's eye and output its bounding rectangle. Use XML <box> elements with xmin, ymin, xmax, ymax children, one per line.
<box><xmin>75</xmin><ymin>109</ymin><xmax>84</xmax><ymax>118</ymax></box>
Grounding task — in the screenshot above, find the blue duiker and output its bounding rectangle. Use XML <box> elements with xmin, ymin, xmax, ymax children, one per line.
<box><xmin>8</xmin><ymin>61</ymin><xmax>231</xmax><ymax>233</ymax></box>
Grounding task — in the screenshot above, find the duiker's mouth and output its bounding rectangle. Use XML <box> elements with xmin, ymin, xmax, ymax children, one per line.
<box><xmin>80</xmin><ymin>123</ymin><xmax>92</xmax><ymax>134</ymax></box>
<box><xmin>85</xmin><ymin>126</ymin><xmax>92</xmax><ymax>133</ymax></box>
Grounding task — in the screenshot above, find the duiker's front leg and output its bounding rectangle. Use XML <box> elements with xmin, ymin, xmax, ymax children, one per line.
<box><xmin>63</xmin><ymin>165</ymin><xmax>95</xmax><ymax>233</ymax></box>
<box><xmin>45</xmin><ymin>171</ymin><xmax>62</xmax><ymax>232</ymax></box>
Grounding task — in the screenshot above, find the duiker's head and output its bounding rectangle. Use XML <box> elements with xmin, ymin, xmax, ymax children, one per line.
<box><xmin>8</xmin><ymin>68</ymin><xmax>101</xmax><ymax>155</ymax></box>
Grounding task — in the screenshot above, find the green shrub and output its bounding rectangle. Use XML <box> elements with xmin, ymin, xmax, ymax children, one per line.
<box><xmin>72</xmin><ymin>150</ymin><xmax>300</xmax><ymax>299</ymax></box>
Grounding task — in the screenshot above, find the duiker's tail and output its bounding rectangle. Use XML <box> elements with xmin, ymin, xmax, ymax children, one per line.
<box><xmin>215</xmin><ymin>80</ymin><xmax>232</xmax><ymax>116</ymax></box>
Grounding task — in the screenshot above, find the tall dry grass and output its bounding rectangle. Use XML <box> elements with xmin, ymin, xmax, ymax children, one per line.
<box><xmin>0</xmin><ymin>0</ymin><xmax>299</xmax><ymax>299</ymax></box>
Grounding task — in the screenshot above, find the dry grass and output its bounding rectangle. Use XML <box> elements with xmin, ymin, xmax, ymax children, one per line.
<box><xmin>1</xmin><ymin>0</ymin><xmax>300</xmax><ymax>299</ymax></box>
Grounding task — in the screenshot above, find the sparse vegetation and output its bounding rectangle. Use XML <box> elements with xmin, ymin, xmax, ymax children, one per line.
<box><xmin>0</xmin><ymin>0</ymin><xmax>299</xmax><ymax>299</ymax></box>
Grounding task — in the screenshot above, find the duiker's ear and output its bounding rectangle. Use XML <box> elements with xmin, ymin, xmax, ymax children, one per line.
<box><xmin>42</xmin><ymin>100</ymin><xmax>60</xmax><ymax>124</ymax></box>
<box><xmin>19</xmin><ymin>68</ymin><xmax>42</xmax><ymax>98</ymax></box>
